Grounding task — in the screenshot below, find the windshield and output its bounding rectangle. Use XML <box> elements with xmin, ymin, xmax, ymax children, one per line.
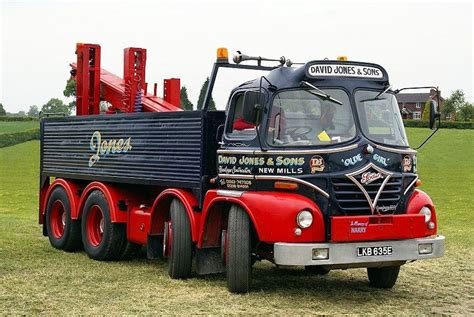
<box><xmin>355</xmin><ymin>90</ymin><xmax>409</xmax><ymax>147</ymax></box>
<box><xmin>267</xmin><ymin>89</ymin><xmax>356</xmax><ymax>147</ymax></box>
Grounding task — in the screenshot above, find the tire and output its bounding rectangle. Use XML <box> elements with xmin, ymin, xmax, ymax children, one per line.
<box><xmin>45</xmin><ymin>186</ymin><xmax>82</xmax><ymax>251</ymax></box>
<box><xmin>367</xmin><ymin>265</ymin><xmax>401</xmax><ymax>288</ymax></box>
<box><xmin>81</xmin><ymin>190</ymin><xmax>125</xmax><ymax>261</ymax></box>
<box><xmin>305</xmin><ymin>266</ymin><xmax>330</xmax><ymax>275</ymax></box>
<box><xmin>226</xmin><ymin>205</ymin><xmax>252</xmax><ymax>293</ymax></box>
<box><xmin>167</xmin><ymin>199</ymin><xmax>193</xmax><ymax>279</ymax></box>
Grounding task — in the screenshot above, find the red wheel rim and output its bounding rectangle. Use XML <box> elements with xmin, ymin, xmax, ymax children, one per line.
<box><xmin>50</xmin><ymin>200</ymin><xmax>66</xmax><ymax>239</ymax></box>
<box><xmin>163</xmin><ymin>221</ymin><xmax>172</xmax><ymax>257</ymax></box>
<box><xmin>86</xmin><ymin>205</ymin><xmax>104</xmax><ymax>247</ymax></box>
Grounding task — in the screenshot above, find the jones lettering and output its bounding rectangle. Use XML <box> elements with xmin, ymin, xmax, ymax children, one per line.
<box><xmin>89</xmin><ymin>131</ymin><xmax>132</xmax><ymax>167</ymax></box>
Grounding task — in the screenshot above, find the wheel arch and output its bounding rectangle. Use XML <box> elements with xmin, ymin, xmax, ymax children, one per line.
<box><xmin>42</xmin><ymin>178</ymin><xmax>82</xmax><ymax>222</ymax></box>
<box><xmin>149</xmin><ymin>188</ymin><xmax>200</xmax><ymax>242</ymax></box>
<box><xmin>77</xmin><ymin>181</ymin><xmax>128</xmax><ymax>223</ymax></box>
<box><xmin>198</xmin><ymin>196</ymin><xmax>260</xmax><ymax>249</ymax></box>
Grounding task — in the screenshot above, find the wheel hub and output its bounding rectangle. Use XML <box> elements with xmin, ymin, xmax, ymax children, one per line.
<box><xmin>50</xmin><ymin>200</ymin><xmax>66</xmax><ymax>239</ymax></box>
<box><xmin>87</xmin><ymin>205</ymin><xmax>104</xmax><ymax>247</ymax></box>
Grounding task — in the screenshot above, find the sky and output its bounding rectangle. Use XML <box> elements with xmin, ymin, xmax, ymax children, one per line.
<box><xmin>0</xmin><ymin>0</ymin><xmax>472</xmax><ymax>113</ymax></box>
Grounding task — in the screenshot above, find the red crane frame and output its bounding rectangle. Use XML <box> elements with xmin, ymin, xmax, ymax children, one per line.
<box><xmin>73</xmin><ymin>43</ymin><xmax>181</xmax><ymax>116</ymax></box>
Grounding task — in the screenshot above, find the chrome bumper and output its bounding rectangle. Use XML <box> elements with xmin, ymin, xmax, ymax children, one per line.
<box><xmin>274</xmin><ymin>235</ymin><xmax>445</xmax><ymax>266</ymax></box>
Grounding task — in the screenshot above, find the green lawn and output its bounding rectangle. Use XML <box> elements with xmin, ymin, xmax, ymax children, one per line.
<box><xmin>0</xmin><ymin>121</ymin><xmax>39</xmax><ymax>134</ymax></box>
<box><xmin>0</xmin><ymin>129</ymin><xmax>473</xmax><ymax>314</ymax></box>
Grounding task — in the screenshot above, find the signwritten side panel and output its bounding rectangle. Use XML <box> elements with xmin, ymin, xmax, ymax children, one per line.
<box><xmin>41</xmin><ymin>112</ymin><xmax>204</xmax><ymax>188</ymax></box>
<box><xmin>216</xmin><ymin>147</ymin><xmax>404</xmax><ymax>190</ymax></box>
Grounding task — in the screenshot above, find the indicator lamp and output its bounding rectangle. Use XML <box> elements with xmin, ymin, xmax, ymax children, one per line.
<box><xmin>274</xmin><ymin>181</ymin><xmax>298</xmax><ymax>190</ymax></box>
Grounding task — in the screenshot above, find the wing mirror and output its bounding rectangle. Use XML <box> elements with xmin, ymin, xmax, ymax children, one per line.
<box><xmin>429</xmin><ymin>100</ymin><xmax>441</xmax><ymax>130</ymax></box>
<box><xmin>242</xmin><ymin>90</ymin><xmax>265</xmax><ymax>125</ymax></box>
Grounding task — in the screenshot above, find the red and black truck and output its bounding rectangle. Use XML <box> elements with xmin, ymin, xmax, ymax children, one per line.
<box><xmin>39</xmin><ymin>43</ymin><xmax>445</xmax><ymax>293</ymax></box>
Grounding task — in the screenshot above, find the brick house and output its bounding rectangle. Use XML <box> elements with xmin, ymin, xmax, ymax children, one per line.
<box><xmin>396</xmin><ymin>89</ymin><xmax>444</xmax><ymax>120</ymax></box>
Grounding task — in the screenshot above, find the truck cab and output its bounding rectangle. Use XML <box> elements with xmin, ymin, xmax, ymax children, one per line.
<box><xmin>213</xmin><ymin>57</ymin><xmax>444</xmax><ymax>291</ymax></box>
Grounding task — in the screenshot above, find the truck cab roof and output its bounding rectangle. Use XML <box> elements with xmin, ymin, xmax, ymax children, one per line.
<box><xmin>234</xmin><ymin>60</ymin><xmax>390</xmax><ymax>94</ymax></box>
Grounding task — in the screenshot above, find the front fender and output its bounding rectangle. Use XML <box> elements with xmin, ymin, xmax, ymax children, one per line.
<box><xmin>406</xmin><ymin>189</ymin><xmax>437</xmax><ymax>235</ymax></box>
<box><xmin>200</xmin><ymin>190</ymin><xmax>325</xmax><ymax>247</ymax></box>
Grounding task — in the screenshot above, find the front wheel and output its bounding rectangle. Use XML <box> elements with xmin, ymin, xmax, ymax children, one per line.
<box><xmin>226</xmin><ymin>205</ymin><xmax>252</xmax><ymax>293</ymax></box>
<box><xmin>367</xmin><ymin>265</ymin><xmax>400</xmax><ymax>288</ymax></box>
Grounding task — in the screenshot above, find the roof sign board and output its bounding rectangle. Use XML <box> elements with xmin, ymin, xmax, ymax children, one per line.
<box><xmin>306</xmin><ymin>63</ymin><xmax>384</xmax><ymax>79</ymax></box>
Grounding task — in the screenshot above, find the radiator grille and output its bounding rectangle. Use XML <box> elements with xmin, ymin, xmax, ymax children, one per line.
<box><xmin>332</xmin><ymin>175</ymin><xmax>403</xmax><ymax>215</ymax></box>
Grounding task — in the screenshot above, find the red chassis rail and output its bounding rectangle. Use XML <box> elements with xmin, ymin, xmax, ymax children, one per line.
<box><xmin>73</xmin><ymin>43</ymin><xmax>181</xmax><ymax>116</ymax></box>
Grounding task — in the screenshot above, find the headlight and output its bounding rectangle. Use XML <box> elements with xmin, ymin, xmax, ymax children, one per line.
<box><xmin>297</xmin><ymin>210</ymin><xmax>313</xmax><ymax>228</ymax></box>
<box><xmin>419</xmin><ymin>206</ymin><xmax>432</xmax><ymax>223</ymax></box>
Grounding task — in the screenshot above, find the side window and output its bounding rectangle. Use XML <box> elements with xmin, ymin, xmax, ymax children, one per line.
<box><xmin>226</xmin><ymin>93</ymin><xmax>256</xmax><ymax>137</ymax></box>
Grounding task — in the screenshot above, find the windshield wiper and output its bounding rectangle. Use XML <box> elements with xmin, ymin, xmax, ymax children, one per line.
<box><xmin>360</xmin><ymin>85</ymin><xmax>392</xmax><ymax>103</ymax></box>
<box><xmin>300</xmin><ymin>81</ymin><xmax>343</xmax><ymax>105</ymax></box>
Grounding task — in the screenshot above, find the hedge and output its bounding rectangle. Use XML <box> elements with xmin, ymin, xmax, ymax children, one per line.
<box><xmin>0</xmin><ymin>116</ymin><xmax>39</xmax><ymax>122</ymax></box>
<box><xmin>0</xmin><ymin>128</ymin><xmax>40</xmax><ymax>148</ymax></box>
<box><xmin>403</xmin><ymin>120</ymin><xmax>474</xmax><ymax>129</ymax></box>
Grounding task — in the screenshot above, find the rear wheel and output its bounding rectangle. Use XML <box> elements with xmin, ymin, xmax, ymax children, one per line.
<box><xmin>45</xmin><ymin>187</ymin><xmax>82</xmax><ymax>251</ymax></box>
<box><xmin>367</xmin><ymin>265</ymin><xmax>401</xmax><ymax>288</ymax></box>
<box><xmin>81</xmin><ymin>190</ymin><xmax>125</xmax><ymax>261</ymax></box>
<box><xmin>226</xmin><ymin>205</ymin><xmax>252</xmax><ymax>293</ymax></box>
<box><xmin>166</xmin><ymin>199</ymin><xmax>192</xmax><ymax>279</ymax></box>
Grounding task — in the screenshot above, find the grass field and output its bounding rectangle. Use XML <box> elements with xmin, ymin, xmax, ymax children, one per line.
<box><xmin>1</xmin><ymin>128</ymin><xmax>473</xmax><ymax>315</ymax></box>
<box><xmin>0</xmin><ymin>121</ymin><xmax>39</xmax><ymax>134</ymax></box>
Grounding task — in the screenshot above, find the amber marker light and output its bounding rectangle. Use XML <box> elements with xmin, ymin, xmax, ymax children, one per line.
<box><xmin>337</xmin><ymin>56</ymin><xmax>348</xmax><ymax>61</ymax></box>
<box><xmin>274</xmin><ymin>181</ymin><xmax>298</xmax><ymax>191</ymax></box>
<box><xmin>216</xmin><ymin>47</ymin><xmax>229</xmax><ymax>63</ymax></box>
<box><xmin>415</xmin><ymin>179</ymin><xmax>422</xmax><ymax>187</ymax></box>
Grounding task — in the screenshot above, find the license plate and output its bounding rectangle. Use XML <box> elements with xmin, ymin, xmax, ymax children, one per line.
<box><xmin>357</xmin><ymin>246</ymin><xmax>392</xmax><ymax>257</ymax></box>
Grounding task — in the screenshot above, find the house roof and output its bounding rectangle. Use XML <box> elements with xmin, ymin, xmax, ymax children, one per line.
<box><xmin>396</xmin><ymin>93</ymin><xmax>431</xmax><ymax>103</ymax></box>
<box><xmin>396</xmin><ymin>91</ymin><xmax>444</xmax><ymax>103</ymax></box>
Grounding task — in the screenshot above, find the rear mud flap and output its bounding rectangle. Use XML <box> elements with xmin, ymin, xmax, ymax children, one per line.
<box><xmin>196</xmin><ymin>247</ymin><xmax>225</xmax><ymax>275</ymax></box>
<box><xmin>146</xmin><ymin>234</ymin><xmax>164</xmax><ymax>259</ymax></box>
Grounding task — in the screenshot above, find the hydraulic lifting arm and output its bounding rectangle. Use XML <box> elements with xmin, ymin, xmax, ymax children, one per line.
<box><xmin>72</xmin><ymin>43</ymin><xmax>182</xmax><ymax>116</ymax></box>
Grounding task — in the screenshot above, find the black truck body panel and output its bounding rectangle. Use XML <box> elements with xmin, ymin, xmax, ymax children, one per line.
<box><xmin>40</xmin><ymin>111</ymin><xmax>225</xmax><ymax>206</ymax></box>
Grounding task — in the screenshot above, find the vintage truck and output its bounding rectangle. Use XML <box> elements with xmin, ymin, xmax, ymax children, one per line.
<box><xmin>39</xmin><ymin>44</ymin><xmax>444</xmax><ymax>293</ymax></box>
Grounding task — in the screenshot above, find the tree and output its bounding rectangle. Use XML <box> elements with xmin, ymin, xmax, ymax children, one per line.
<box><xmin>27</xmin><ymin>105</ymin><xmax>39</xmax><ymax>117</ymax></box>
<box><xmin>0</xmin><ymin>103</ymin><xmax>6</xmax><ymax>116</ymax></box>
<box><xmin>197</xmin><ymin>77</ymin><xmax>216</xmax><ymax>110</ymax></box>
<box><xmin>63</xmin><ymin>79</ymin><xmax>76</xmax><ymax>110</ymax></box>
<box><xmin>457</xmin><ymin>103</ymin><xmax>474</xmax><ymax>121</ymax></box>
<box><xmin>180</xmin><ymin>86</ymin><xmax>194</xmax><ymax>111</ymax></box>
<box><xmin>41</xmin><ymin>98</ymin><xmax>71</xmax><ymax>116</ymax></box>
<box><xmin>442</xmin><ymin>90</ymin><xmax>466</xmax><ymax>120</ymax></box>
